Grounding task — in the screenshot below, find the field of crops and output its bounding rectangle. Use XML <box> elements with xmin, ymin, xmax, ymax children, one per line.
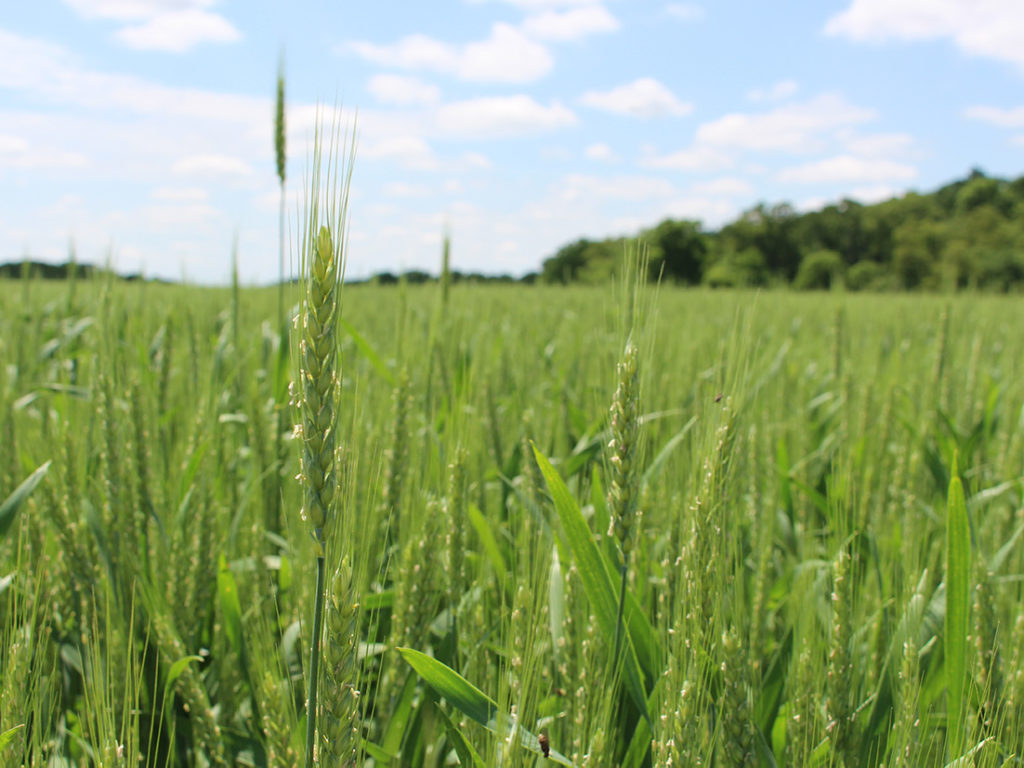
<box><xmin>2</xmin><ymin>269</ymin><xmax>1023</xmax><ymax>766</ymax></box>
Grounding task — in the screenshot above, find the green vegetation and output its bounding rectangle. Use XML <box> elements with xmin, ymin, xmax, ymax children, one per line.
<box><xmin>2</xmin><ymin>267</ymin><xmax>1024</xmax><ymax>766</ymax></box>
<box><xmin>541</xmin><ymin>168</ymin><xmax>1024</xmax><ymax>291</ymax></box>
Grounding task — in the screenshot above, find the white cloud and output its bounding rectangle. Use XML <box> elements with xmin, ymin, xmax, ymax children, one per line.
<box><xmin>0</xmin><ymin>30</ymin><xmax>265</xmax><ymax>123</ymax></box>
<box><xmin>747</xmin><ymin>79</ymin><xmax>798</xmax><ymax>103</ymax></box>
<box><xmin>367</xmin><ymin>74</ymin><xmax>441</xmax><ymax>106</ymax></box>
<box><xmin>848</xmin><ymin>184</ymin><xmax>901</xmax><ymax>203</ymax></box>
<box><xmin>522</xmin><ymin>5</ymin><xmax>619</xmax><ymax>41</ymax></box>
<box><xmin>964</xmin><ymin>104</ymin><xmax>1024</xmax><ymax>127</ymax></box>
<box><xmin>470</xmin><ymin>0</ymin><xmax>599</xmax><ymax>8</ymax></box>
<box><xmin>114</xmin><ymin>9</ymin><xmax>240</xmax><ymax>52</ymax></box>
<box><xmin>143</xmin><ymin>203</ymin><xmax>220</xmax><ymax>229</ymax></box>
<box><xmin>580</xmin><ymin>78</ymin><xmax>692</xmax><ymax>118</ymax></box>
<box><xmin>0</xmin><ymin>133</ymin><xmax>90</xmax><ymax>170</ymax></box>
<box><xmin>842</xmin><ymin>131</ymin><xmax>916</xmax><ymax>157</ymax></box>
<box><xmin>383</xmin><ymin>182</ymin><xmax>432</xmax><ymax>198</ymax></box>
<box><xmin>62</xmin><ymin>0</ymin><xmax>218</xmax><ymax>19</ymax></box>
<box><xmin>559</xmin><ymin>173</ymin><xmax>676</xmax><ymax>202</ymax></box>
<box><xmin>666</xmin><ymin>3</ymin><xmax>704</xmax><ymax>21</ymax></box>
<box><xmin>689</xmin><ymin>176</ymin><xmax>754</xmax><ymax>196</ymax></box>
<box><xmin>585</xmin><ymin>142</ymin><xmax>614</xmax><ymax>160</ymax></box>
<box><xmin>347</xmin><ymin>23</ymin><xmax>553</xmax><ymax>83</ymax></box>
<box><xmin>460</xmin><ymin>151</ymin><xmax>493</xmax><ymax>169</ymax></box>
<box><xmin>662</xmin><ymin>197</ymin><xmax>737</xmax><ymax>225</ymax></box>
<box><xmin>696</xmin><ymin>94</ymin><xmax>875</xmax><ymax>152</ymax></box>
<box><xmin>348</xmin><ymin>35</ymin><xmax>456</xmax><ymax>73</ymax></box>
<box><xmin>641</xmin><ymin>144</ymin><xmax>735</xmax><ymax>172</ymax></box>
<box><xmin>361</xmin><ymin>136</ymin><xmax>439</xmax><ymax>171</ymax></box>
<box><xmin>0</xmin><ymin>134</ymin><xmax>29</xmax><ymax>154</ymax></box>
<box><xmin>825</xmin><ymin>0</ymin><xmax>1024</xmax><ymax>73</ymax></box>
<box><xmin>63</xmin><ymin>0</ymin><xmax>239</xmax><ymax>52</ymax></box>
<box><xmin>777</xmin><ymin>154</ymin><xmax>917</xmax><ymax>183</ymax></box>
<box><xmin>172</xmin><ymin>154</ymin><xmax>253</xmax><ymax>177</ymax></box>
<box><xmin>434</xmin><ymin>96</ymin><xmax>576</xmax><ymax>138</ymax></box>
<box><xmin>150</xmin><ymin>185</ymin><xmax>209</xmax><ymax>202</ymax></box>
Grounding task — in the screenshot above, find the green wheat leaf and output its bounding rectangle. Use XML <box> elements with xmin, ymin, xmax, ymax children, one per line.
<box><xmin>0</xmin><ymin>461</ymin><xmax>51</xmax><ymax>540</ymax></box>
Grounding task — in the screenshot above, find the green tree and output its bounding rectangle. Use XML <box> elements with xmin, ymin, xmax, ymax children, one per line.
<box><xmin>794</xmin><ymin>249</ymin><xmax>844</xmax><ymax>290</ymax></box>
<box><xmin>704</xmin><ymin>247</ymin><xmax>767</xmax><ymax>287</ymax></box>
<box><xmin>643</xmin><ymin>219</ymin><xmax>707</xmax><ymax>284</ymax></box>
<box><xmin>721</xmin><ymin>203</ymin><xmax>802</xmax><ymax>281</ymax></box>
<box><xmin>891</xmin><ymin>221</ymin><xmax>943</xmax><ymax>289</ymax></box>
<box><xmin>541</xmin><ymin>239</ymin><xmax>592</xmax><ymax>284</ymax></box>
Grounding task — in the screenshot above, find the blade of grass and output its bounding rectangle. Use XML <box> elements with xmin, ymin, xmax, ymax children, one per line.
<box><xmin>435</xmin><ymin>703</ymin><xmax>486</xmax><ymax>768</ymax></box>
<box><xmin>398</xmin><ymin>648</ymin><xmax>574</xmax><ymax>766</ymax></box>
<box><xmin>339</xmin><ymin>316</ymin><xmax>397</xmax><ymax>386</ymax></box>
<box><xmin>945</xmin><ymin>454</ymin><xmax>970</xmax><ymax>758</ymax></box>
<box><xmin>0</xmin><ymin>725</ymin><xmax>25</xmax><ymax>751</ymax></box>
<box><xmin>0</xmin><ymin>460</ymin><xmax>51</xmax><ymax>540</ymax></box>
<box><xmin>531</xmin><ymin>443</ymin><xmax>653</xmax><ymax>725</ymax></box>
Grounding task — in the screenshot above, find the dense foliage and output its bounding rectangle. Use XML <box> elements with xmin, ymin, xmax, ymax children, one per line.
<box><xmin>2</xmin><ymin>275</ymin><xmax>1024</xmax><ymax>766</ymax></box>
<box><xmin>541</xmin><ymin>169</ymin><xmax>1024</xmax><ymax>291</ymax></box>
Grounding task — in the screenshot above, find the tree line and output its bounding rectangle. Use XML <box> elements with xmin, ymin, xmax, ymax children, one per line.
<box><xmin>540</xmin><ymin>169</ymin><xmax>1024</xmax><ymax>291</ymax></box>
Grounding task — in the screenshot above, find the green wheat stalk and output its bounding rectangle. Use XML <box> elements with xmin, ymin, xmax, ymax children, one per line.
<box><xmin>293</xmin><ymin>112</ymin><xmax>354</xmax><ymax>768</ymax></box>
<box><xmin>275</xmin><ymin>53</ymin><xmax>287</xmax><ymax>333</ymax></box>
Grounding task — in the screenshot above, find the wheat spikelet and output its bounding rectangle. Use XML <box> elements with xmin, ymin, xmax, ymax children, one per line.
<box><xmin>607</xmin><ymin>339</ymin><xmax>640</xmax><ymax>556</ymax></box>
<box><xmin>321</xmin><ymin>557</ymin><xmax>361</xmax><ymax>766</ymax></box>
<box><xmin>295</xmin><ymin>225</ymin><xmax>341</xmax><ymax>548</ymax></box>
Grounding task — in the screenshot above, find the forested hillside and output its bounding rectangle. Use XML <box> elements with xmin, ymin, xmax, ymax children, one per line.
<box><xmin>541</xmin><ymin>169</ymin><xmax>1024</xmax><ymax>291</ymax></box>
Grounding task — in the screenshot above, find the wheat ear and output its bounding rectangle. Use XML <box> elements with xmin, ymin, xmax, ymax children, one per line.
<box><xmin>293</xmin><ymin>115</ymin><xmax>354</xmax><ymax>766</ymax></box>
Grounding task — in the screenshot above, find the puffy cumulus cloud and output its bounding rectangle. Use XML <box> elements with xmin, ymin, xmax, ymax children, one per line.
<box><xmin>347</xmin><ymin>23</ymin><xmax>553</xmax><ymax>83</ymax></box>
<box><xmin>777</xmin><ymin>154</ymin><xmax>917</xmax><ymax>184</ymax></box>
<box><xmin>115</xmin><ymin>9</ymin><xmax>240</xmax><ymax>52</ymax></box>
<box><xmin>172</xmin><ymin>153</ymin><xmax>253</xmax><ymax>177</ymax></box>
<box><xmin>689</xmin><ymin>176</ymin><xmax>755</xmax><ymax>197</ymax></box>
<box><xmin>964</xmin><ymin>104</ymin><xmax>1024</xmax><ymax>127</ymax></box>
<box><xmin>747</xmin><ymin>79</ymin><xmax>798</xmax><ymax>103</ymax></box>
<box><xmin>696</xmin><ymin>94</ymin><xmax>875</xmax><ymax>153</ymax></box>
<box><xmin>825</xmin><ymin>0</ymin><xmax>1024</xmax><ymax>73</ymax></box>
<box><xmin>0</xmin><ymin>132</ymin><xmax>90</xmax><ymax>169</ymax></box>
<box><xmin>848</xmin><ymin>184</ymin><xmax>902</xmax><ymax>203</ymax></box>
<box><xmin>367</xmin><ymin>74</ymin><xmax>441</xmax><ymax>107</ymax></box>
<box><xmin>661</xmin><ymin>197</ymin><xmax>737</xmax><ymax>226</ymax></box>
<box><xmin>841</xmin><ymin>131</ymin><xmax>917</xmax><ymax>157</ymax></box>
<box><xmin>433</xmin><ymin>96</ymin><xmax>576</xmax><ymax>138</ymax></box>
<box><xmin>361</xmin><ymin>136</ymin><xmax>440</xmax><ymax>171</ymax></box>
<box><xmin>142</xmin><ymin>202</ymin><xmax>221</xmax><ymax>229</ymax></box>
<box><xmin>63</xmin><ymin>0</ymin><xmax>214</xmax><ymax>20</ymax></box>
<box><xmin>62</xmin><ymin>0</ymin><xmax>240</xmax><ymax>52</ymax></box>
<box><xmin>522</xmin><ymin>5</ymin><xmax>619</xmax><ymax>41</ymax></box>
<box><xmin>558</xmin><ymin>173</ymin><xmax>677</xmax><ymax>202</ymax></box>
<box><xmin>580</xmin><ymin>78</ymin><xmax>692</xmax><ymax>118</ymax></box>
<box><xmin>640</xmin><ymin>144</ymin><xmax>735</xmax><ymax>172</ymax></box>
<box><xmin>665</xmin><ymin>3</ymin><xmax>705</xmax><ymax>21</ymax></box>
<box><xmin>150</xmin><ymin>186</ymin><xmax>209</xmax><ymax>202</ymax></box>
<box><xmin>0</xmin><ymin>29</ymin><xmax>265</xmax><ymax>122</ymax></box>
<box><xmin>468</xmin><ymin>0</ymin><xmax>601</xmax><ymax>8</ymax></box>
<box><xmin>382</xmin><ymin>181</ymin><xmax>432</xmax><ymax>198</ymax></box>
<box><xmin>585</xmin><ymin>142</ymin><xmax>615</xmax><ymax>160</ymax></box>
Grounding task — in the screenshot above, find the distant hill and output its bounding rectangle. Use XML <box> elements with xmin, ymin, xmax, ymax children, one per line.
<box><xmin>0</xmin><ymin>260</ymin><xmax>101</xmax><ymax>280</ymax></box>
<box><xmin>540</xmin><ymin>168</ymin><xmax>1024</xmax><ymax>291</ymax></box>
<box><xmin>0</xmin><ymin>260</ymin><xmax>163</xmax><ymax>282</ymax></box>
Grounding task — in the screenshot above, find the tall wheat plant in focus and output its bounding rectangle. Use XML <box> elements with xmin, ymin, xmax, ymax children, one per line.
<box><xmin>292</xmin><ymin>114</ymin><xmax>358</xmax><ymax>767</ymax></box>
<box><xmin>271</xmin><ymin>54</ymin><xmax>288</xmax><ymax>539</ymax></box>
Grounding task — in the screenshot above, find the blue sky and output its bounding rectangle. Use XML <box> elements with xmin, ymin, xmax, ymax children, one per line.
<box><xmin>2</xmin><ymin>0</ymin><xmax>1024</xmax><ymax>284</ymax></box>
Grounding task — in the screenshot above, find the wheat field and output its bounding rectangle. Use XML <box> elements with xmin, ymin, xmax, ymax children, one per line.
<box><xmin>2</xmin><ymin>272</ymin><xmax>1023</xmax><ymax>767</ymax></box>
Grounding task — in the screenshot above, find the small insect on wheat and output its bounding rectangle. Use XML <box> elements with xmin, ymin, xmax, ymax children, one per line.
<box><xmin>539</xmin><ymin>732</ymin><xmax>550</xmax><ymax>758</ymax></box>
